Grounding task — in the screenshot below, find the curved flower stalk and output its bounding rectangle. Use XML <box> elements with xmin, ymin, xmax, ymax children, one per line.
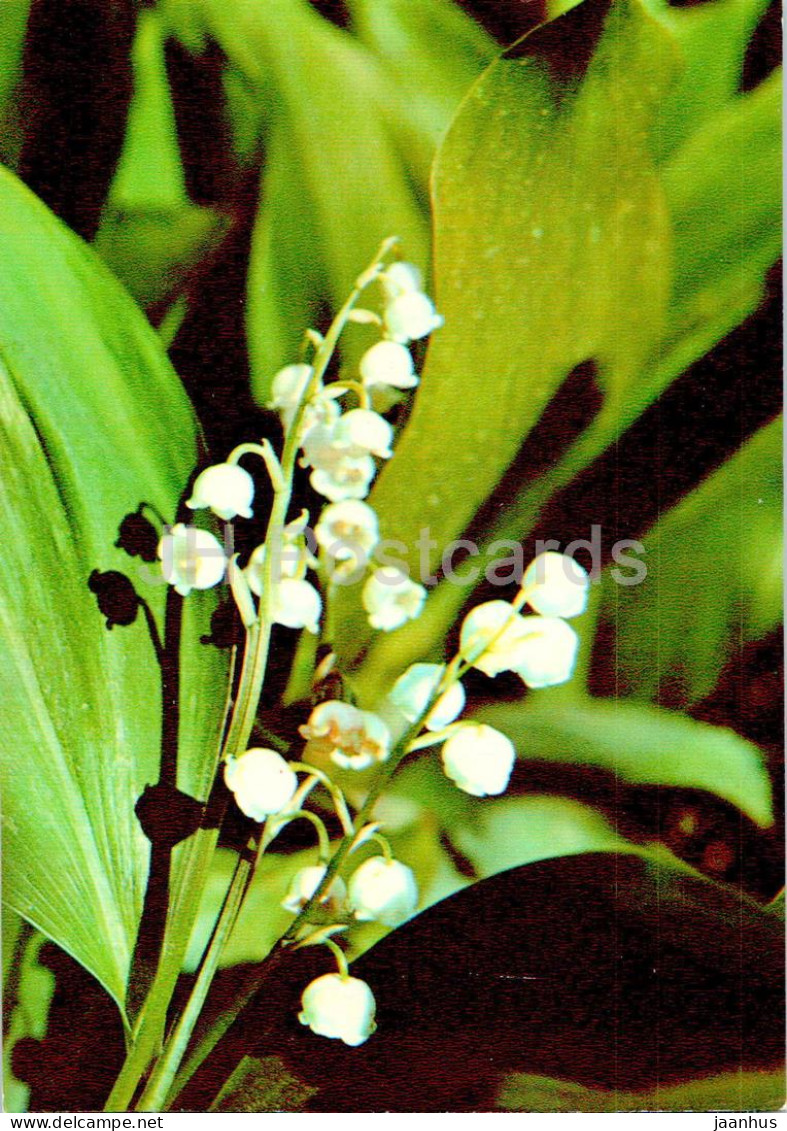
<box><xmin>116</xmin><ymin>241</ymin><xmax>590</xmax><ymax>1111</ymax></box>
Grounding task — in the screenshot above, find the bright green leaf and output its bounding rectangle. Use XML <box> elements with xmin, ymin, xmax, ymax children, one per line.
<box><xmin>476</xmin><ymin>697</ymin><xmax>773</xmax><ymax>827</ymax></box>
<box><xmin>0</xmin><ymin>167</ymin><xmax>228</xmax><ymax>1014</ymax></box>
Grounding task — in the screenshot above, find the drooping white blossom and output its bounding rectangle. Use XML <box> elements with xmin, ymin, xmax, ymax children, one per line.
<box><xmin>441</xmin><ymin>724</ymin><xmax>515</xmax><ymax>797</ymax></box>
<box><xmin>281</xmin><ymin>865</ymin><xmax>347</xmax><ymax>917</ymax></box>
<box><xmin>224</xmin><ymin>748</ymin><xmax>298</xmax><ymax>820</ymax></box>
<box><xmin>359</xmin><ymin>340</ymin><xmax>418</xmax><ymax>390</ymax></box>
<box><xmin>389</xmin><ymin>663</ymin><xmax>465</xmax><ymax>732</ymax></box>
<box><xmin>300</xmin><ymin>700</ymin><xmax>391</xmax><ymax>771</ymax></box>
<box><xmin>521</xmin><ymin>551</ymin><xmax>589</xmax><ymax>618</ymax></box>
<box><xmin>384</xmin><ymin>291</ymin><xmax>443</xmax><ymax>343</ymax></box>
<box><xmin>459</xmin><ymin>600</ymin><xmax>579</xmax><ymax>688</ymax></box>
<box><xmin>348</xmin><ymin>856</ymin><xmax>418</xmax><ymax>927</ymax></box>
<box><xmin>267</xmin><ymin>363</ymin><xmax>313</xmax><ymax>427</ymax></box>
<box><xmin>333</xmin><ymin>409</ymin><xmax>394</xmax><ymax>459</ymax></box>
<box><xmin>157</xmin><ymin>523</ymin><xmax>227</xmax><ymax>596</ymax></box>
<box><xmin>510</xmin><ymin>615</ymin><xmax>579</xmax><ymax>689</ymax></box>
<box><xmin>298</xmin><ymin>973</ymin><xmax>377</xmax><ymax>1046</ymax></box>
<box><xmin>362</xmin><ymin>568</ymin><xmax>426</xmax><ymax>631</ymax></box>
<box><xmin>311</xmin><ymin>454</ymin><xmax>377</xmax><ymax>503</ymax></box>
<box><xmin>380</xmin><ymin>261</ymin><xmax>423</xmax><ymax>301</ymax></box>
<box><xmin>314</xmin><ymin>499</ymin><xmax>379</xmax><ymax>563</ymax></box>
<box><xmin>186</xmin><ymin>463</ymin><xmax>255</xmax><ymax>522</ymax></box>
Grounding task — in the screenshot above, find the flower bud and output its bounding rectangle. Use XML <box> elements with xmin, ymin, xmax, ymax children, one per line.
<box><xmin>389</xmin><ymin>663</ymin><xmax>465</xmax><ymax>732</ymax></box>
<box><xmin>359</xmin><ymin>340</ymin><xmax>417</xmax><ymax>389</ymax></box>
<box><xmin>298</xmin><ymin>973</ymin><xmax>377</xmax><ymax>1046</ymax></box>
<box><xmin>441</xmin><ymin>724</ymin><xmax>515</xmax><ymax>797</ymax></box>
<box><xmin>268</xmin><ymin>363</ymin><xmax>313</xmax><ymax>426</ymax></box>
<box><xmin>157</xmin><ymin>523</ymin><xmax>227</xmax><ymax>596</ymax></box>
<box><xmin>224</xmin><ymin>748</ymin><xmax>297</xmax><ymax>820</ymax></box>
<box><xmin>348</xmin><ymin>856</ymin><xmax>418</xmax><ymax>927</ymax></box>
<box><xmin>522</xmin><ymin>551</ymin><xmax>589</xmax><ymax>618</ymax></box>
<box><xmin>186</xmin><ymin>463</ymin><xmax>254</xmax><ymax>521</ymax></box>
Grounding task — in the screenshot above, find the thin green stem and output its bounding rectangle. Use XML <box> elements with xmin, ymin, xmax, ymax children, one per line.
<box><xmin>135</xmin><ymin>848</ymin><xmax>255</xmax><ymax>1112</ymax></box>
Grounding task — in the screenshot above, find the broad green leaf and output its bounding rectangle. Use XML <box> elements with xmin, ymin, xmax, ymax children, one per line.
<box><xmin>603</xmin><ymin>418</ymin><xmax>781</xmax><ymax>708</ymax></box>
<box><xmin>476</xmin><ymin>697</ymin><xmax>773</xmax><ymax>827</ymax></box>
<box><xmin>334</xmin><ymin>0</ymin><xmax>676</xmax><ymax>694</ymax></box>
<box><xmin>497</xmin><ymin>1068</ymin><xmax>787</xmax><ymax>1112</ymax></box>
<box><xmin>335</xmin><ymin>0</ymin><xmax>780</xmax><ymax>703</ymax></box>
<box><xmin>0</xmin><ymin>167</ymin><xmax>227</xmax><ymax>1013</ymax></box>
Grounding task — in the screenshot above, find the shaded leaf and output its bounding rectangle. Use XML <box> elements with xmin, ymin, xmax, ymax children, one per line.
<box><xmin>334</xmin><ymin>0</ymin><xmax>676</xmax><ymax>694</ymax></box>
<box><xmin>209</xmin><ymin>1055</ymin><xmax>316</xmax><ymax>1113</ymax></box>
<box><xmin>497</xmin><ymin>1067</ymin><xmax>786</xmax><ymax>1112</ymax></box>
<box><xmin>602</xmin><ymin>417</ymin><xmax>782</xmax><ymax>708</ymax></box>
<box><xmin>0</xmin><ymin>167</ymin><xmax>227</xmax><ymax>1012</ymax></box>
<box><xmin>476</xmin><ymin>696</ymin><xmax>773</xmax><ymax>827</ymax></box>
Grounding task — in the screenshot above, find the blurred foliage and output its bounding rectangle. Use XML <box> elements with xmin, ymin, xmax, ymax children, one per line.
<box><xmin>2</xmin><ymin>912</ymin><xmax>55</xmax><ymax>1114</ymax></box>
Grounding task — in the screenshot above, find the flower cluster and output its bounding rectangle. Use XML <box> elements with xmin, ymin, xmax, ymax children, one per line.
<box><xmin>153</xmin><ymin>244</ymin><xmax>589</xmax><ymax>1055</ymax></box>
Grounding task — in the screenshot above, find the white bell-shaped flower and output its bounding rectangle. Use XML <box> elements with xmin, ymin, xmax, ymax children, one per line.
<box><xmin>511</xmin><ymin>615</ymin><xmax>579</xmax><ymax>689</ymax></box>
<box><xmin>281</xmin><ymin>865</ymin><xmax>347</xmax><ymax>916</ymax></box>
<box><xmin>359</xmin><ymin>340</ymin><xmax>417</xmax><ymax>390</ymax></box>
<box><xmin>389</xmin><ymin>663</ymin><xmax>465</xmax><ymax>732</ymax></box>
<box><xmin>300</xmin><ymin>700</ymin><xmax>391</xmax><ymax>771</ymax></box>
<box><xmin>441</xmin><ymin>724</ymin><xmax>515</xmax><ymax>797</ymax></box>
<box><xmin>314</xmin><ymin>500</ymin><xmax>379</xmax><ymax>562</ymax></box>
<box><xmin>333</xmin><ymin>409</ymin><xmax>393</xmax><ymax>459</ymax></box>
<box><xmin>298</xmin><ymin>973</ymin><xmax>377</xmax><ymax>1047</ymax></box>
<box><xmin>363</xmin><ymin>568</ymin><xmax>426</xmax><ymax>631</ymax></box>
<box><xmin>522</xmin><ymin>551</ymin><xmax>589</xmax><ymax>618</ymax></box>
<box><xmin>157</xmin><ymin>523</ymin><xmax>227</xmax><ymax>596</ymax></box>
<box><xmin>380</xmin><ymin>261</ymin><xmax>423</xmax><ymax>300</ymax></box>
<box><xmin>311</xmin><ymin>455</ymin><xmax>376</xmax><ymax>503</ymax></box>
<box><xmin>384</xmin><ymin>291</ymin><xmax>443</xmax><ymax>343</ymax></box>
<box><xmin>348</xmin><ymin>856</ymin><xmax>418</xmax><ymax>927</ymax></box>
<box><xmin>459</xmin><ymin>600</ymin><xmax>532</xmax><ymax>675</ymax></box>
<box><xmin>271</xmin><ymin>578</ymin><xmax>322</xmax><ymax>634</ymax></box>
<box><xmin>186</xmin><ymin>463</ymin><xmax>254</xmax><ymax>522</ymax></box>
<box><xmin>268</xmin><ymin>363</ymin><xmax>313</xmax><ymax>426</ymax></box>
<box><xmin>224</xmin><ymin>748</ymin><xmax>298</xmax><ymax>820</ymax></box>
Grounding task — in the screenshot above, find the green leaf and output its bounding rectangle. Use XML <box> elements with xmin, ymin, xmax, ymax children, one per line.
<box><xmin>0</xmin><ymin>167</ymin><xmax>227</xmax><ymax>1014</ymax></box>
<box><xmin>0</xmin><ymin>0</ymin><xmax>29</xmax><ymax>166</ymax></box>
<box><xmin>334</xmin><ymin>0</ymin><xmax>780</xmax><ymax>703</ymax></box>
<box><xmin>447</xmin><ymin>793</ymin><xmax>627</xmax><ymax>880</ymax></box>
<box><xmin>603</xmin><ymin>418</ymin><xmax>782</xmax><ymax>708</ymax></box>
<box><xmin>94</xmin><ymin>206</ymin><xmax>229</xmax><ymax>310</ymax></box>
<box><xmin>109</xmin><ymin>8</ymin><xmax>188</xmax><ymax>211</ymax></box>
<box><xmin>346</xmin><ymin>0</ymin><xmax>496</xmax><ymax>180</ymax></box>
<box><xmin>476</xmin><ymin>697</ymin><xmax>773</xmax><ymax>827</ymax></box>
<box><xmin>334</xmin><ymin>0</ymin><xmax>676</xmax><ymax>694</ymax></box>
<box><xmin>209</xmin><ymin>1055</ymin><xmax>317</xmax><ymax>1113</ymax></box>
<box><xmin>497</xmin><ymin>1068</ymin><xmax>787</xmax><ymax>1112</ymax></box>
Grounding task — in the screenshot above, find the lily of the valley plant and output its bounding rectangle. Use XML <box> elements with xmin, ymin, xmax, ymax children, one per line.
<box><xmin>110</xmin><ymin>240</ymin><xmax>589</xmax><ymax>1111</ymax></box>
